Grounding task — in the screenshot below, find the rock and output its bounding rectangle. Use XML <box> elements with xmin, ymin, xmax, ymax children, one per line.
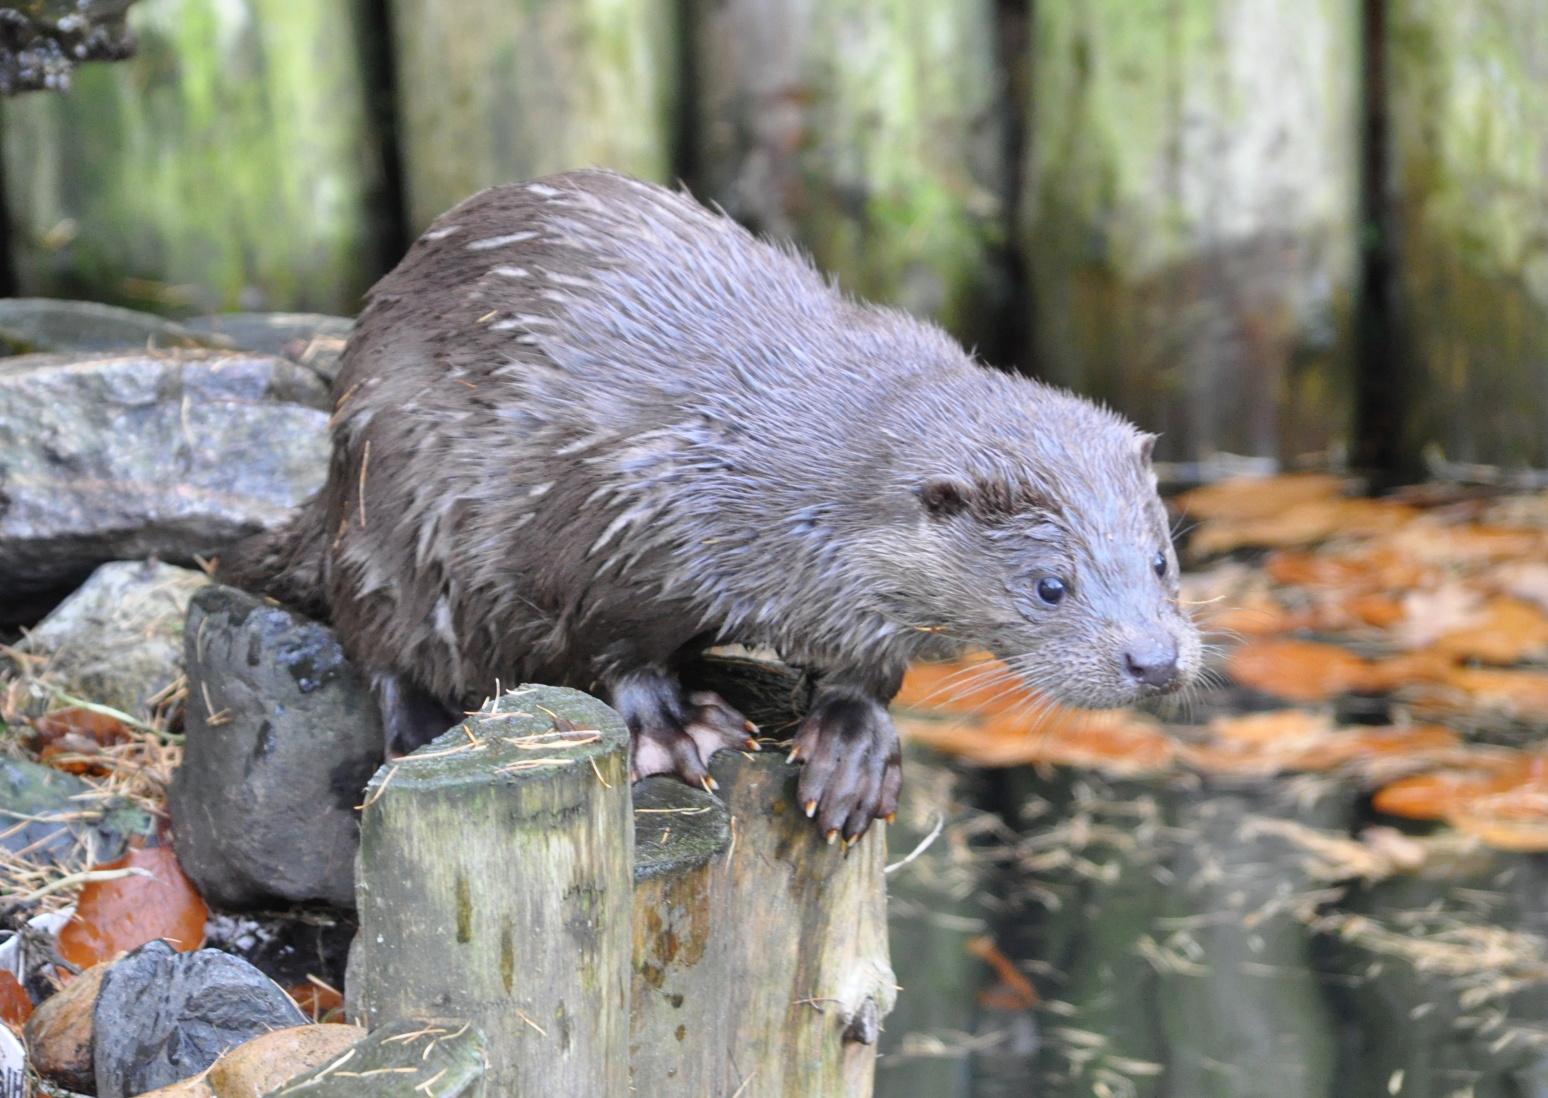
<box><xmin>0</xmin><ymin>349</ymin><xmax>328</xmax><ymax>597</ymax></box>
<box><xmin>170</xmin><ymin>585</ymin><xmax>384</xmax><ymax>908</ymax></box>
<box><xmin>20</xmin><ymin>560</ymin><xmax>209</xmax><ymax>715</ymax></box>
<box><xmin>135</xmin><ymin>1076</ymin><xmax>217</xmax><ymax>1097</ymax></box>
<box><xmin>206</xmin><ymin>1024</ymin><xmax>364</xmax><ymax>1097</ymax></box>
<box><xmin>0</xmin><ymin>299</ymin><xmax>221</xmax><ymax>356</ymax></box>
<box><xmin>0</xmin><ymin>757</ymin><xmax>154</xmax><ymax>867</ymax></box>
<box><xmin>92</xmin><ymin>940</ymin><xmax>306</xmax><ymax>1098</ymax></box>
<box><xmin>0</xmin><ymin>0</ymin><xmax>139</xmax><ymax>94</ymax></box>
<box><xmin>23</xmin><ymin>962</ymin><xmax>110</xmax><ymax>1093</ymax></box>
<box><xmin>182</xmin><ymin>314</ymin><xmax>352</xmax><ymax>384</ymax></box>
<box><xmin>260</xmin><ymin>1018</ymin><xmax>487</xmax><ymax>1097</ymax></box>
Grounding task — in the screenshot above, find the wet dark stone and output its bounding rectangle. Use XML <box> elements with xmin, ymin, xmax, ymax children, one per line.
<box><xmin>202</xmin><ymin>908</ymin><xmax>356</xmax><ymax>994</ymax></box>
<box><xmin>0</xmin><ymin>298</ymin><xmax>221</xmax><ymax>356</ymax></box>
<box><xmin>183</xmin><ymin>313</ymin><xmax>352</xmax><ymax>384</ymax></box>
<box><xmin>169</xmin><ymin>585</ymin><xmax>384</xmax><ymax>908</ymax></box>
<box><xmin>91</xmin><ymin>940</ymin><xmax>306</xmax><ymax>1098</ymax></box>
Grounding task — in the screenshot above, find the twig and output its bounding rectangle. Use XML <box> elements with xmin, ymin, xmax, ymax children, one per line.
<box><xmin>885</xmin><ymin>812</ymin><xmax>944</xmax><ymax>875</ymax></box>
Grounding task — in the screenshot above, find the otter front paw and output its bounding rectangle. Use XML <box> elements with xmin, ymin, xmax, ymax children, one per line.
<box><xmin>617</xmin><ymin>680</ymin><xmax>759</xmax><ymax>790</ymax></box>
<box><xmin>790</xmin><ymin>694</ymin><xmax>902</xmax><ymax>844</ymax></box>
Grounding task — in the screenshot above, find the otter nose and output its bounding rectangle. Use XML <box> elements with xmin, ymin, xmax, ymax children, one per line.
<box><xmin>1123</xmin><ymin>638</ymin><xmax>1179</xmax><ymax>689</ymax></box>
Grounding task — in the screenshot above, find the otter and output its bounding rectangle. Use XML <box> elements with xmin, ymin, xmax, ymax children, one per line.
<box><xmin>223</xmin><ymin>169</ymin><xmax>1201</xmax><ymax>843</ymax></box>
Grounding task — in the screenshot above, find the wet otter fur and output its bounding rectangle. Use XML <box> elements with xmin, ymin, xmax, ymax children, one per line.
<box><xmin>223</xmin><ymin>169</ymin><xmax>1201</xmax><ymax>841</ymax></box>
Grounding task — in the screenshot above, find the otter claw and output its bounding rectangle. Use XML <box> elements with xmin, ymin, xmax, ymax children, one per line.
<box><xmin>804</xmin><ymin>799</ymin><xmax>818</xmax><ymax>818</ymax></box>
<box><xmin>826</xmin><ymin>829</ymin><xmax>839</xmax><ymax>845</ymax></box>
<box><xmin>790</xmin><ymin>691</ymin><xmax>903</xmax><ymax>844</ymax></box>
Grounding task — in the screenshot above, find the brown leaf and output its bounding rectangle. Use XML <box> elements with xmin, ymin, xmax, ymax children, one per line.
<box><xmin>1225</xmin><ymin>640</ymin><xmax>1376</xmax><ymax>701</ymax></box>
<box><xmin>966</xmin><ymin>936</ymin><xmax>1037</xmax><ymax>1011</ymax></box>
<box><xmin>0</xmin><ymin>970</ymin><xmax>31</xmax><ymax>1030</ymax></box>
<box><xmin>56</xmin><ymin>846</ymin><xmax>209</xmax><ymax>970</ymax></box>
<box><xmin>1174</xmin><ymin>474</ymin><xmax>1347</xmax><ymax>522</ymax></box>
<box><xmin>30</xmin><ymin>707</ymin><xmax>134</xmax><ymax>749</ymax></box>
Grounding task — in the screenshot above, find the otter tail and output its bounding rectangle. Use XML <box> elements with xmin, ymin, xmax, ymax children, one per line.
<box><xmin>217</xmin><ymin>494</ymin><xmax>329</xmax><ymax>619</ymax></box>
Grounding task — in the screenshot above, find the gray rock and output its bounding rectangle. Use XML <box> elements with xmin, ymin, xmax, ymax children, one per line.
<box><xmin>0</xmin><ymin>757</ymin><xmax>154</xmax><ymax>867</ymax></box>
<box><xmin>261</xmin><ymin>1018</ymin><xmax>487</xmax><ymax>1097</ymax></box>
<box><xmin>182</xmin><ymin>313</ymin><xmax>352</xmax><ymax>384</ymax></box>
<box><xmin>20</xmin><ymin>560</ymin><xmax>208</xmax><ymax>715</ymax></box>
<box><xmin>0</xmin><ymin>299</ymin><xmax>222</xmax><ymax>356</ymax></box>
<box><xmin>169</xmin><ymin>585</ymin><xmax>384</xmax><ymax>908</ymax></box>
<box><xmin>0</xmin><ymin>1</ymin><xmax>139</xmax><ymax>94</ymax></box>
<box><xmin>92</xmin><ymin>940</ymin><xmax>306</xmax><ymax>1098</ymax></box>
<box><xmin>0</xmin><ymin>349</ymin><xmax>328</xmax><ymax>597</ymax></box>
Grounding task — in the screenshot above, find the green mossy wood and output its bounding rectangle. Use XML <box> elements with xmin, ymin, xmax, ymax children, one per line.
<box><xmin>692</xmin><ymin>0</ymin><xmax>1008</xmax><ymax>347</ymax></box>
<box><xmin>1384</xmin><ymin>0</ymin><xmax>1548</xmax><ymax>469</ymax></box>
<box><xmin>348</xmin><ymin>687</ymin><xmax>633</xmax><ymax>1096</ymax></box>
<box><xmin>387</xmin><ymin>0</ymin><xmax>678</xmax><ymax>233</ymax></box>
<box><xmin>1022</xmin><ymin>0</ymin><xmax>1360</xmax><ymax>463</ymax></box>
<box><xmin>1</xmin><ymin>0</ymin><xmax>388</xmax><ymax>314</ymax></box>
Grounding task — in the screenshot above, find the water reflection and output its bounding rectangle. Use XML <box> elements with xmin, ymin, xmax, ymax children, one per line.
<box><xmin>879</xmin><ymin>751</ymin><xmax>1548</xmax><ymax>1098</ymax></box>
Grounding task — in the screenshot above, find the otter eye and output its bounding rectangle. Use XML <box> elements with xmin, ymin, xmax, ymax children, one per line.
<box><xmin>1036</xmin><ymin>577</ymin><xmax>1066</xmax><ymax>605</ymax></box>
<box><xmin>1152</xmin><ymin>550</ymin><xmax>1168</xmax><ymax>579</ymax></box>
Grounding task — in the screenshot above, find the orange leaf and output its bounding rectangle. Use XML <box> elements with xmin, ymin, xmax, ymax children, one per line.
<box><xmin>1226</xmin><ymin>640</ymin><xmax>1376</xmax><ymax>701</ymax></box>
<box><xmin>31</xmin><ymin>707</ymin><xmax>134</xmax><ymax>749</ymax></box>
<box><xmin>56</xmin><ymin>846</ymin><xmax>209</xmax><ymax>970</ymax></box>
<box><xmin>1174</xmin><ymin>474</ymin><xmax>1346</xmax><ymax>522</ymax></box>
<box><xmin>287</xmin><ymin>981</ymin><xmax>345</xmax><ymax>1021</ymax></box>
<box><xmin>1420</xmin><ymin>598</ymin><xmax>1548</xmax><ymax>664</ymax></box>
<box><xmin>0</xmin><ymin>970</ymin><xmax>31</xmax><ymax>1029</ymax></box>
<box><xmin>966</xmin><ymin>936</ymin><xmax>1037</xmax><ymax>1011</ymax></box>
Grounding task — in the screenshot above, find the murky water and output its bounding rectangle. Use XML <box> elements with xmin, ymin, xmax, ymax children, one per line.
<box><xmin>878</xmin><ymin>752</ymin><xmax>1548</xmax><ymax>1098</ymax></box>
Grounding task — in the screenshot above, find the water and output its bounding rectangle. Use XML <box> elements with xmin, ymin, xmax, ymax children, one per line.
<box><xmin>878</xmin><ymin>753</ymin><xmax>1548</xmax><ymax>1098</ymax></box>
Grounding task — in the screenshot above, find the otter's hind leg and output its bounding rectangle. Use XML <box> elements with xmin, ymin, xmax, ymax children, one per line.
<box><xmin>371</xmin><ymin>671</ymin><xmax>460</xmax><ymax>756</ymax></box>
<box><xmin>609</xmin><ymin>669</ymin><xmax>761</xmax><ymax>789</ymax></box>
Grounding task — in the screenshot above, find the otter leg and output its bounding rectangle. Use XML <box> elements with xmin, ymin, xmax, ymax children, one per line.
<box><xmin>790</xmin><ymin>672</ymin><xmax>904</xmax><ymax>844</ymax></box>
<box><xmin>609</xmin><ymin>670</ymin><xmax>760</xmax><ymax>789</ymax></box>
<box><xmin>372</xmin><ymin>671</ymin><xmax>461</xmax><ymax>756</ymax></box>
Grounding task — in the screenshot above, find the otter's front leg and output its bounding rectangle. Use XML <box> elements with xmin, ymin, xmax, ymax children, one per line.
<box><xmin>790</xmin><ymin>669</ymin><xmax>904</xmax><ymax>844</ymax></box>
<box><xmin>609</xmin><ymin>668</ymin><xmax>760</xmax><ymax>789</ymax></box>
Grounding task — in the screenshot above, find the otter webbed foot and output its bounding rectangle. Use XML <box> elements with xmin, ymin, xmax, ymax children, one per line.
<box><xmin>790</xmin><ymin>691</ymin><xmax>902</xmax><ymax>844</ymax></box>
<box><xmin>611</xmin><ymin>671</ymin><xmax>760</xmax><ymax>789</ymax></box>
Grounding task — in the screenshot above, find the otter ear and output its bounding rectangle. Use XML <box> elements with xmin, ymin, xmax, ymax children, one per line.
<box><xmin>1137</xmin><ymin>432</ymin><xmax>1159</xmax><ymax>466</ymax></box>
<box><xmin>917</xmin><ymin>477</ymin><xmax>970</xmax><ymax>518</ymax></box>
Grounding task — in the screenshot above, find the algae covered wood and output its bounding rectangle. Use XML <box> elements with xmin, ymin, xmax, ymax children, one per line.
<box><xmin>0</xmin><ymin>0</ymin><xmax>388</xmax><ymax>315</ymax></box>
<box><xmin>1382</xmin><ymin>0</ymin><xmax>1548</xmax><ymax>469</ymax></box>
<box><xmin>388</xmin><ymin>0</ymin><xmax>678</xmax><ymax>233</ymax></box>
<box><xmin>1021</xmin><ymin>0</ymin><xmax>1360</xmax><ymax>463</ymax></box>
<box><xmin>692</xmin><ymin>0</ymin><xmax>1009</xmax><ymax>346</ymax></box>
<box><xmin>347</xmin><ymin>687</ymin><xmax>632</xmax><ymax>1097</ymax></box>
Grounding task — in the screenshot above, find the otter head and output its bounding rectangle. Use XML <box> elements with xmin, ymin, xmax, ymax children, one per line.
<box><xmin>892</xmin><ymin>393</ymin><xmax>1202</xmax><ymax>710</ymax></box>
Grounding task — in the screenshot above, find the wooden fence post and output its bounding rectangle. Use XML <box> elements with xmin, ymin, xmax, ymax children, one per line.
<box><xmin>387</xmin><ymin>0</ymin><xmax>679</xmax><ymax>233</ymax></box>
<box><xmin>1021</xmin><ymin>0</ymin><xmax>1361</xmax><ymax>465</ymax></box>
<box><xmin>351</xmin><ymin>672</ymin><xmax>894</xmax><ymax>1096</ymax></box>
<box><xmin>0</xmin><ymin>0</ymin><xmax>389</xmax><ymax>315</ymax></box>
<box><xmin>1382</xmin><ymin>0</ymin><xmax>1548</xmax><ymax>470</ymax></box>
<box><xmin>347</xmin><ymin>687</ymin><xmax>633</xmax><ymax>1095</ymax></box>
<box><xmin>691</xmin><ymin>0</ymin><xmax>1009</xmax><ymax>347</ymax></box>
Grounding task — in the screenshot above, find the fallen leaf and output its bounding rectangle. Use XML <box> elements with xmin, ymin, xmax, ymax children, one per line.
<box><xmin>56</xmin><ymin>846</ymin><xmax>209</xmax><ymax>970</ymax></box>
<box><xmin>30</xmin><ymin>707</ymin><xmax>134</xmax><ymax>749</ymax></box>
<box><xmin>1190</xmin><ymin>498</ymin><xmax>1419</xmax><ymax>558</ymax></box>
<box><xmin>1174</xmin><ymin>474</ymin><xmax>1347</xmax><ymax>522</ymax></box>
<box><xmin>1225</xmin><ymin>640</ymin><xmax>1375</xmax><ymax>701</ymax></box>
<box><xmin>0</xmin><ymin>971</ymin><xmax>31</xmax><ymax>1029</ymax></box>
<box><xmin>966</xmin><ymin>936</ymin><xmax>1037</xmax><ymax>1011</ymax></box>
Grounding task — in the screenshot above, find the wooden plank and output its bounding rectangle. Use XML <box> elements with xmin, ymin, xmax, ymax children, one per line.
<box><xmin>691</xmin><ymin>0</ymin><xmax>1009</xmax><ymax>346</ymax></box>
<box><xmin>387</xmin><ymin>0</ymin><xmax>679</xmax><ymax>233</ymax></box>
<box><xmin>1021</xmin><ymin>0</ymin><xmax>1360</xmax><ymax>463</ymax></box>
<box><xmin>1382</xmin><ymin>0</ymin><xmax>1548</xmax><ymax>470</ymax></box>
<box><xmin>0</xmin><ymin>0</ymin><xmax>389</xmax><ymax>315</ymax></box>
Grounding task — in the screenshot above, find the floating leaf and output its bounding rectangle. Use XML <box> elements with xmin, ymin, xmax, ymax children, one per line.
<box><xmin>56</xmin><ymin>846</ymin><xmax>209</xmax><ymax>970</ymax></box>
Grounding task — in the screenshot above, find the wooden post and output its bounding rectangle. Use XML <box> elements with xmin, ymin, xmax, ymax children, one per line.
<box><xmin>691</xmin><ymin>0</ymin><xmax>1010</xmax><ymax>347</ymax></box>
<box><xmin>351</xmin><ymin>669</ymin><xmax>893</xmax><ymax>1096</ymax></box>
<box><xmin>386</xmin><ymin>0</ymin><xmax>679</xmax><ymax>233</ymax></box>
<box><xmin>1021</xmin><ymin>0</ymin><xmax>1361</xmax><ymax>465</ymax></box>
<box><xmin>347</xmin><ymin>687</ymin><xmax>633</xmax><ymax>1096</ymax></box>
<box><xmin>1381</xmin><ymin>0</ymin><xmax>1548</xmax><ymax>470</ymax></box>
<box><xmin>0</xmin><ymin>0</ymin><xmax>389</xmax><ymax>315</ymax></box>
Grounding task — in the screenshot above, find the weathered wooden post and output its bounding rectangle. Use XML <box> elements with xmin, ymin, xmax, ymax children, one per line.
<box><xmin>352</xmin><ymin>671</ymin><xmax>896</xmax><ymax>1096</ymax></box>
<box><xmin>347</xmin><ymin>687</ymin><xmax>633</xmax><ymax>1095</ymax></box>
<box><xmin>1378</xmin><ymin>0</ymin><xmax>1548</xmax><ymax>470</ymax></box>
<box><xmin>386</xmin><ymin>0</ymin><xmax>679</xmax><ymax>233</ymax></box>
<box><xmin>0</xmin><ymin>0</ymin><xmax>389</xmax><ymax>314</ymax></box>
<box><xmin>691</xmin><ymin>0</ymin><xmax>1010</xmax><ymax>347</ymax></box>
<box><xmin>1020</xmin><ymin>0</ymin><xmax>1361</xmax><ymax>464</ymax></box>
